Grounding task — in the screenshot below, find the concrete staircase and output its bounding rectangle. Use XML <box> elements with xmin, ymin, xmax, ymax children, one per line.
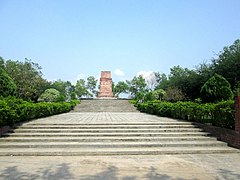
<box><xmin>71</xmin><ymin>99</ymin><xmax>138</xmax><ymax>112</ymax></box>
<box><xmin>0</xmin><ymin>121</ymin><xmax>239</xmax><ymax>156</ymax></box>
<box><xmin>0</xmin><ymin>100</ymin><xmax>239</xmax><ymax>156</ymax></box>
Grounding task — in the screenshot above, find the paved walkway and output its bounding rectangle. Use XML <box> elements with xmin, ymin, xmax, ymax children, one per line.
<box><xmin>1</xmin><ymin>154</ymin><xmax>240</xmax><ymax>179</ymax></box>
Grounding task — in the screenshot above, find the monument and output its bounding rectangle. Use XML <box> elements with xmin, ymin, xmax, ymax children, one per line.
<box><xmin>98</xmin><ymin>71</ymin><xmax>114</xmax><ymax>98</ymax></box>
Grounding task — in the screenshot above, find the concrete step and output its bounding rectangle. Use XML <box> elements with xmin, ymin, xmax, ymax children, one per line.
<box><xmin>18</xmin><ymin>124</ymin><xmax>197</xmax><ymax>129</ymax></box>
<box><xmin>0</xmin><ymin>147</ymin><xmax>238</xmax><ymax>156</ymax></box>
<box><xmin>3</xmin><ymin>132</ymin><xmax>211</xmax><ymax>137</ymax></box>
<box><xmin>23</xmin><ymin>122</ymin><xmax>193</xmax><ymax>126</ymax></box>
<box><xmin>13</xmin><ymin>128</ymin><xmax>203</xmax><ymax>133</ymax></box>
<box><xmin>0</xmin><ymin>136</ymin><xmax>217</xmax><ymax>142</ymax></box>
<box><xmin>0</xmin><ymin>141</ymin><xmax>227</xmax><ymax>148</ymax></box>
<box><xmin>72</xmin><ymin>100</ymin><xmax>138</xmax><ymax>112</ymax></box>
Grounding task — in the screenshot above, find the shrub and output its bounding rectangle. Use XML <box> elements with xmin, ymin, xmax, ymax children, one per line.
<box><xmin>0</xmin><ymin>97</ymin><xmax>79</xmax><ymax>127</ymax></box>
<box><xmin>136</xmin><ymin>100</ymin><xmax>235</xmax><ymax>129</ymax></box>
<box><xmin>38</xmin><ymin>88</ymin><xmax>61</xmax><ymax>102</ymax></box>
<box><xmin>200</xmin><ymin>73</ymin><xmax>233</xmax><ymax>103</ymax></box>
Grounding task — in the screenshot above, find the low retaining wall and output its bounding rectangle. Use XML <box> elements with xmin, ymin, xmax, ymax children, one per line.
<box><xmin>0</xmin><ymin>126</ymin><xmax>11</xmax><ymax>137</ymax></box>
<box><xmin>194</xmin><ymin>122</ymin><xmax>240</xmax><ymax>149</ymax></box>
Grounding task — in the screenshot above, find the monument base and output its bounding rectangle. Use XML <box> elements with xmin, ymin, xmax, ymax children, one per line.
<box><xmin>97</xmin><ymin>96</ymin><xmax>118</xmax><ymax>100</ymax></box>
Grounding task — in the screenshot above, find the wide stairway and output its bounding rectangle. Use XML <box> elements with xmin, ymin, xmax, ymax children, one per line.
<box><xmin>72</xmin><ymin>99</ymin><xmax>138</xmax><ymax>112</ymax></box>
<box><xmin>0</xmin><ymin>100</ymin><xmax>239</xmax><ymax>156</ymax></box>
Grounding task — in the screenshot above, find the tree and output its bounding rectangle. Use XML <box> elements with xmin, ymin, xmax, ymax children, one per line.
<box><xmin>152</xmin><ymin>89</ymin><xmax>166</xmax><ymax>101</ymax></box>
<box><xmin>0</xmin><ymin>57</ymin><xmax>4</xmax><ymax>69</ymax></box>
<box><xmin>155</xmin><ymin>66</ymin><xmax>204</xmax><ymax>101</ymax></box>
<box><xmin>50</xmin><ymin>80</ymin><xmax>67</xmax><ymax>99</ymax></box>
<box><xmin>5</xmin><ymin>59</ymin><xmax>49</xmax><ymax>101</ymax></box>
<box><xmin>144</xmin><ymin>91</ymin><xmax>155</xmax><ymax>101</ymax></box>
<box><xmin>137</xmin><ymin>71</ymin><xmax>157</xmax><ymax>90</ymax></box>
<box><xmin>86</xmin><ymin>76</ymin><xmax>98</xmax><ymax>97</ymax></box>
<box><xmin>144</xmin><ymin>89</ymin><xmax>166</xmax><ymax>102</ymax></box>
<box><xmin>75</xmin><ymin>79</ymin><xmax>89</xmax><ymax>98</ymax></box>
<box><xmin>200</xmin><ymin>73</ymin><xmax>233</xmax><ymax>103</ymax></box>
<box><xmin>70</xmin><ymin>92</ymin><xmax>77</xmax><ymax>100</ymax></box>
<box><xmin>113</xmin><ymin>81</ymin><xmax>129</xmax><ymax>97</ymax></box>
<box><xmin>154</xmin><ymin>72</ymin><xmax>168</xmax><ymax>90</ymax></box>
<box><xmin>211</xmin><ymin>39</ymin><xmax>240</xmax><ymax>91</ymax></box>
<box><xmin>127</xmin><ymin>76</ymin><xmax>147</xmax><ymax>100</ymax></box>
<box><xmin>0</xmin><ymin>68</ymin><xmax>17</xmax><ymax>97</ymax></box>
<box><xmin>38</xmin><ymin>88</ymin><xmax>60</xmax><ymax>102</ymax></box>
<box><xmin>164</xmin><ymin>87</ymin><xmax>185</xmax><ymax>102</ymax></box>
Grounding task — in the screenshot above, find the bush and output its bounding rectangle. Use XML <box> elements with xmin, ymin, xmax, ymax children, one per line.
<box><xmin>200</xmin><ymin>73</ymin><xmax>233</xmax><ymax>103</ymax></box>
<box><xmin>38</xmin><ymin>88</ymin><xmax>61</xmax><ymax>102</ymax></box>
<box><xmin>0</xmin><ymin>97</ymin><xmax>79</xmax><ymax>127</ymax></box>
<box><xmin>137</xmin><ymin>100</ymin><xmax>235</xmax><ymax>129</ymax></box>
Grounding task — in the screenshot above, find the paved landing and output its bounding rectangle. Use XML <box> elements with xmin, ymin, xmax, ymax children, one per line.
<box><xmin>1</xmin><ymin>154</ymin><xmax>240</xmax><ymax>179</ymax></box>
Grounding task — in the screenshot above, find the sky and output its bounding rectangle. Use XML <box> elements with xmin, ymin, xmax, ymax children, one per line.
<box><xmin>0</xmin><ymin>0</ymin><xmax>240</xmax><ymax>85</ymax></box>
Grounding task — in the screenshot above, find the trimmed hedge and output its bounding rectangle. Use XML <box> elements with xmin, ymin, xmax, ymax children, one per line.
<box><xmin>136</xmin><ymin>100</ymin><xmax>235</xmax><ymax>129</ymax></box>
<box><xmin>0</xmin><ymin>97</ymin><xmax>80</xmax><ymax>127</ymax></box>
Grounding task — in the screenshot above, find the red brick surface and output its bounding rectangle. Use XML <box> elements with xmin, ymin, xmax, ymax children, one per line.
<box><xmin>0</xmin><ymin>126</ymin><xmax>11</xmax><ymax>136</ymax></box>
<box><xmin>99</xmin><ymin>71</ymin><xmax>113</xmax><ymax>97</ymax></box>
<box><xmin>195</xmin><ymin>123</ymin><xmax>240</xmax><ymax>149</ymax></box>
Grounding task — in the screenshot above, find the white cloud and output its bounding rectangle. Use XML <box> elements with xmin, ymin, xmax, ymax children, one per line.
<box><xmin>114</xmin><ymin>69</ymin><xmax>125</xmax><ymax>77</ymax></box>
<box><xmin>137</xmin><ymin>71</ymin><xmax>154</xmax><ymax>80</ymax></box>
<box><xmin>137</xmin><ymin>71</ymin><xmax>157</xmax><ymax>89</ymax></box>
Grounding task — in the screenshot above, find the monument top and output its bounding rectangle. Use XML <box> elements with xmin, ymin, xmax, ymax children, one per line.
<box><xmin>101</xmin><ymin>71</ymin><xmax>111</xmax><ymax>79</ymax></box>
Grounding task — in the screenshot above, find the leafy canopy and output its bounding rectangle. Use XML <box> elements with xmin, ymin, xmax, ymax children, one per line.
<box><xmin>5</xmin><ymin>59</ymin><xmax>49</xmax><ymax>101</ymax></box>
<box><xmin>75</xmin><ymin>79</ymin><xmax>89</xmax><ymax>98</ymax></box>
<box><xmin>38</xmin><ymin>88</ymin><xmax>60</xmax><ymax>102</ymax></box>
<box><xmin>0</xmin><ymin>68</ymin><xmax>17</xmax><ymax>97</ymax></box>
<box><xmin>200</xmin><ymin>73</ymin><xmax>233</xmax><ymax>103</ymax></box>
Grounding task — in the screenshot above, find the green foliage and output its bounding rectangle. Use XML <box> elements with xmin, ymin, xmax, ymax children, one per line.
<box><xmin>0</xmin><ymin>68</ymin><xmax>17</xmax><ymax>97</ymax></box>
<box><xmin>127</xmin><ymin>76</ymin><xmax>147</xmax><ymax>99</ymax></box>
<box><xmin>0</xmin><ymin>57</ymin><xmax>5</xmax><ymax>69</ymax></box>
<box><xmin>200</xmin><ymin>73</ymin><xmax>233</xmax><ymax>103</ymax></box>
<box><xmin>0</xmin><ymin>97</ymin><xmax>79</xmax><ymax>127</ymax></box>
<box><xmin>38</xmin><ymin>88</ymin><xmax>61</xmax><ymax>102</ymax></box>
<box><xmin>144</xmin><ymin>92</ymin><xmax>155</xmax><ymax>101</ymax></box>
<box><xmin>4</xmin><ymin>59</ymin><xmax>49</xmax><ymax>101</ymax></box>
<box><xmin>152</xmin><ymin>89</ymin><xmax>166</xmax><ymax>101</ymax></box>
<box><xmin>129</xmin><ymin>99</ymin><xmax>137</xmax><ymax>105</ymax></box>
<box><xmin>155</xmin><ymin>66</ymin><xmax>204</xmax><ymax>101</ymax></box>
<box><xmin>212</xmin><ymin>39</ymin><xmax>240</xmax><ymax>91</ymax></box>
<box><xmin>164</xmin><ymin>87</ymin><xmax>185</xmax><ymax>102</ymax></box>
<box><xmin>143</xmin><ymin>89</ymin><xmax>166</xmax><ymax>102</ymax></box>
<box><xmin>136</xmin><ymin>100</ymin><xmax>235</xmax><ymax>129</ymax></box>
<box><xmin>70</xmin><ymin>92</ymin><xmax>77</xmax><ymax>100</ymax></box>
<box><xmin>50</xmin><ymin>80</ymin><xmax>75</xmax><ymax>101</ymax></box>
<box><xmin>237</xmin><ymin>88</ymin><xmax>240</xmax><ymax>96</ymax></box>
<box><xmin>113</xmin><ymin>81</ymin><xmax>129</xmax><ymax>97</ymax></box>
<box><xmin>75</xmin><ymin>79</ymin><xmax>89</xmax><ymax>98</ymax></box>
<box><xmin>153</xmin><ymin>39</ymin><xmax>240</xmax><ymax>101</ymax></box>
<box><xmin>86</xmin><ymin>76</ymin><xmax>98</xmax><ymax>97</ymax></box>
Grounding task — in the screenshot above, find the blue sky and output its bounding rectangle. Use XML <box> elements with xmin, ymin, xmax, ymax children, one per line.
<box><xmin>0</xmin><ymin>0</ymin><xmax>240</xmax><ymax>84</ymax></box>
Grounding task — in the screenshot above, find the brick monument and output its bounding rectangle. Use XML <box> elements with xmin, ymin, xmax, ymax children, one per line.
<box><xmin>98</xmin><ymin>71</ymin><xmax>114</xmax><ymax>98</ymax></box>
